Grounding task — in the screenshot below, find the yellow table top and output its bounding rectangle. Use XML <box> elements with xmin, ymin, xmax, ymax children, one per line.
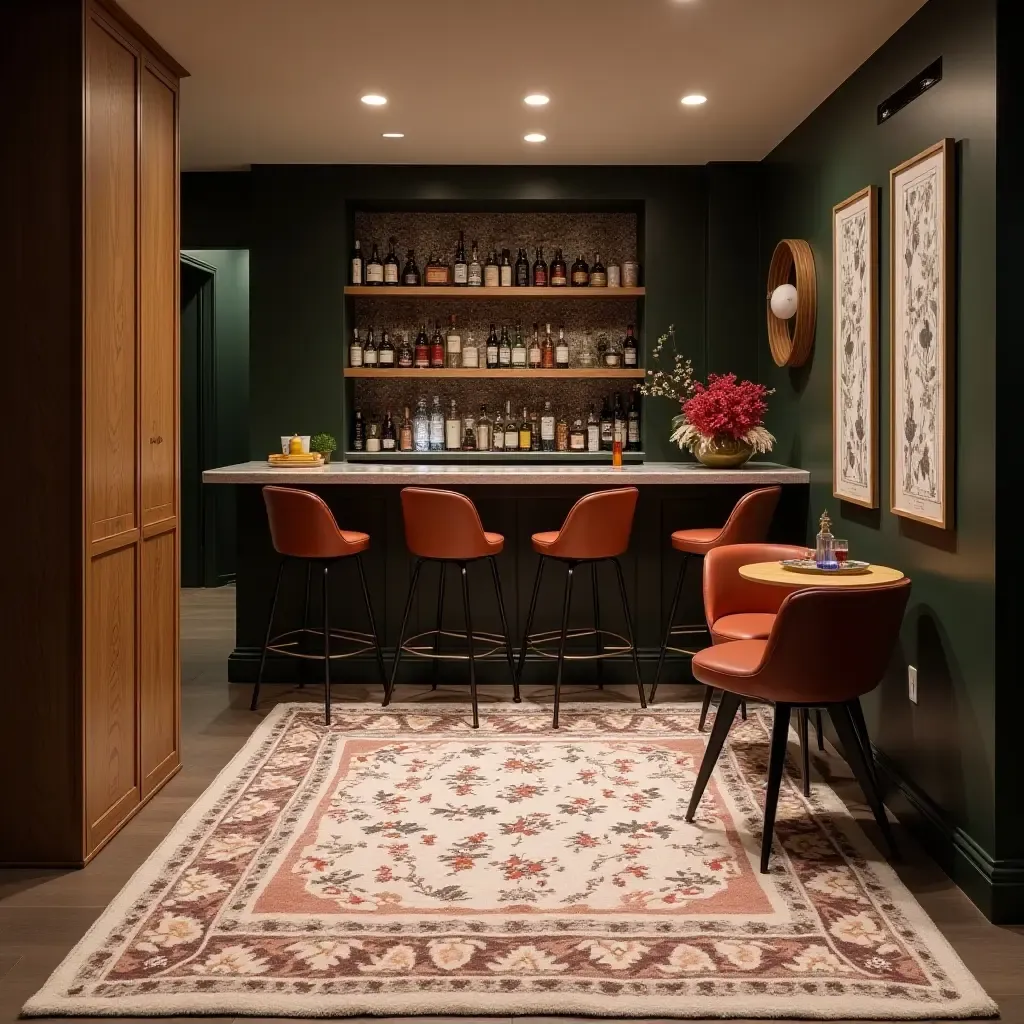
<box><xmin>738</xmin><ymin>560</ymin><xmax>905</xmax><ymax>588</ymax></box>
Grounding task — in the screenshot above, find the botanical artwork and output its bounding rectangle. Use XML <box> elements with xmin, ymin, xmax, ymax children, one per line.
<box><xmin>833</xmin><ymin>188</ymin><xmax>877</xmax><ymax>507</ymax></box>
<box><xmin>890</xmin><ymin>141</ymin><xmax>953</xmax><ymax>527</ymax></box>
<box><xmin>25</xmin><ymin>703</ymin><xmax>995</xmax><ymax>1018</ymax></box>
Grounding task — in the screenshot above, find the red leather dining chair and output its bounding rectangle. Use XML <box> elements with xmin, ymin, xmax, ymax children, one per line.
<box><xmin>685</xmin><ymin>579</ymin><xmax>911</xmax><ymax>872</ymax></box>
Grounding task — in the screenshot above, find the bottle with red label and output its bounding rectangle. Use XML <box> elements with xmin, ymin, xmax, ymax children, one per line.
<box><xmin>430</xmin><ymin>321</ymin><xmax>445</xmax><ymax>368</ymax></box>
<box><xmin>532</xmin><ymin>247</ymin><xmax>548</xmax><ymax>287</ymax></box>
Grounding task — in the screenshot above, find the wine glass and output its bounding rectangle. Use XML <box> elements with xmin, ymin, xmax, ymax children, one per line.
<box><xmin>834</xmin><ymin>539</ymin><xmax>849</xmax><ymax>566</ymax></box>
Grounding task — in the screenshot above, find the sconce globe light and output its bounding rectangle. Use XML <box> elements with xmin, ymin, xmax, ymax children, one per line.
<box><xmin>766</xmin><ymin>238</ymin><xmax>816</xmax><ymax>367</ymax></box>
<box><xmin>770</xmin><ymin>283</ymin><xmax>799</xmax><ymax>320</ymax></box>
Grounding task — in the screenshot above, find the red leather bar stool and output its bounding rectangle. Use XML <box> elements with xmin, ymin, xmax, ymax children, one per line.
<box><xmin>649</xmin><ymin>485</ymin><xmax>781</xmax><ymax>708</ymax></box>
<box><xmin>383</xmin><ymin>487</ymin><xmax>518</xmax><ymax>728</ymax></box>
<box><xmin>517</xmin><ymin>487</ymin><xmax>646</xmax><ymax>728</ymax></box>
<box><xmin>685</xmin><ymin>579</ymin><xmax>911</xmax><ymax>872</ymax></box>
<box><xmin>252</xmin><ymin>486</ymin><xmax>387</xmax><ymax>724</ymax></box>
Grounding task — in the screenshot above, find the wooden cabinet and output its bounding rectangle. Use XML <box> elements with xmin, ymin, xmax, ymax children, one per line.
<box><xmin>0</xmin><ymin>0</ymin><xmax>185</xmax><ymax>865</ymax></box>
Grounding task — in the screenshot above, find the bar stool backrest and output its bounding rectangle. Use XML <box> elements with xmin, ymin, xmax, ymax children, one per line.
<box><xmin>263</xmin><ymin>485</ymin><xmax>350</xmax><ymax>559</ymax></box>
<box><xmin>401</xmin><ymin>487</ymin><xmax>494</xmax><ymax>560</ymax></box>
<box><xmin>544</xmin><ymin>487</ymin><xmax>639</xmax><ymax>560</ymax></box>
<box><xmin>716</xmin><ymin>486</ymin><xmax>782</xmax><ymax>546</ymax></box>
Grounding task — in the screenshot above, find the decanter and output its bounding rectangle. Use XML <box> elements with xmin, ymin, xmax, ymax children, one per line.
<box><xmin>814</xmin><ymin>510</ymin><xmax>837</xmax><ymax>570</ymax></box>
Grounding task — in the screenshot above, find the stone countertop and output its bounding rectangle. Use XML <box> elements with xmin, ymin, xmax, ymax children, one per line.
<box><xmin>203</xmin><ymin>461</ymin><xmax>810</xmax><ymax>486</ymax></box>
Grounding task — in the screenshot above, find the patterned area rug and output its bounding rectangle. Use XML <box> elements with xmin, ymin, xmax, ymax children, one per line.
<box><xmin>25</xmin><ymin>703</ymin><xmax>995</xmax><ymax>1018</ymax></box>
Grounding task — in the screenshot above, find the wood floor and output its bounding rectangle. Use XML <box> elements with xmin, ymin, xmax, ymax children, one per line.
<box><xmin>1</xmin><ymin>586</ymin><xmax>1021</xmax><ymax>1023</ymax></box>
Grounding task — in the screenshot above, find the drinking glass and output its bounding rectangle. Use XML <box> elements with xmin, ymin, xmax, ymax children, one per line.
<box><xmin>834</xmin><ymin>539</ymin><xmax>849</xmax><ymax>565</ymax></box>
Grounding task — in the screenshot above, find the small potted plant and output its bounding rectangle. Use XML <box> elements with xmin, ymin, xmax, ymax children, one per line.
<box><xmin>309</xmin><ymin>432</ymin><xmax>337</xmax><ymax>464</ymax></box>
<box><xmin>673</xmin><ymin>374</ymin><xmax>775</xmax><ymax>468</ymax></box>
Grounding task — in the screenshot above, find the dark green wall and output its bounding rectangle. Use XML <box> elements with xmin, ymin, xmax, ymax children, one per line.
<box><xmin>759</xmin><ymin>0</ymin><xmax>1016</xmax><ymax>917</ymax></box>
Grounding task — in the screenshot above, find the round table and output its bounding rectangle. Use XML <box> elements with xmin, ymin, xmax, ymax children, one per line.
<box><xmin>738</xmin><ymin>560</ymin><xmax>905</xmax><ymax>588</ymax></box>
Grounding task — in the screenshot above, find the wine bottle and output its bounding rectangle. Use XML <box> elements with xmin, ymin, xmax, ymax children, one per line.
<box><xmin>528</xmin><ymin>323</ymin><xmax>542</xmax><ymax>369</ymax></box>
<box><xmin>540</xmin><ymin>400</ymin><xmax>556</xmax><ymax>452</ymax></box>
<box><xmin>541</xmin><ymin>323</ymin><xmax>555</xmax><ymax>369</ymax></box>
<box><xmin>499</xmin><ymin>324</ymin><xmax>512</xmax><ymax>367</ymax></box>
<box><xmin>397</xmin><ymin>330</ymin><xmax>414</xmax><ymax>368</ymax></box>
<box><xmin>468</xmin><ymin>240</ymin><xmax>483</xmax><ymax>286</ymax></box>
<box><xmin>586</xmin><ymin>404</ymin><xmax>600</xmax><ymax>452</ymax></box>
<box><xmin>532</xmin><ymin>247</ymin><xmax>547</xmax><ymax>287</ymax></box>
<box><xmin>378</xmin><ymin>327</ymin><xmax>395</xmax><ymax>367</ymax></box>
<box><xmin>363</xmin><ymin>326</ymin><xmax>378</xmax><ymax>366</ymax></box>
<box><xmin>445</xmin><ymin>314</ymin><xmax>462</xmax><ymax>368</ymax></box>
<box><xmin>382</xmin><ymin>409</ymin><xmax>396</xmax><ymax>450</ymax></box>
<box><xmin>590</xmin><ymin>252</ymin><xmax>607</xmax><ymax>287</ymax></box>
<box><xmin>500</xmin><ymin>248</ymin><xmax>513</xmax><ymax>287</ymax></box>
<box><xmin>453</xmin><ymin>230</ymin><xmax>468</xmax><ymax>286</ymax></box>
<box><xmin>402</xmin><ymin>250</ymin><xmax>421</xmax><ymax>286</ymax></box>
<box><xmin>550</xmin><ymin>248</ymin><xmax>567</xmax><ymax>287</ymax></box>
<box><xmin>365</xmin><ymin>243</ymin><xmax>384</xmax><ymax>285</ymax></box>
<box><xmin>511</xmin><ymin>322</ymin><xmax>527</xmax><ymax>368</ymax></box>
<box><xmin>414</xmin><ymin>324</ymin><xmax>430</xmax><ymax>368</ymax></box>
<box><xmin>515</xmin><ymin>247</ymin><xmax>530</xmax><ymax>287</ymax></box>
<box><xmin>383</xmin><ymin>237</ymin><xmax>400</xmax><ymax>285</ymax></box>
<box><xmin>623</xmin><ymin>323</ymin><xmax>638</xmax><ymax>367</ymax></box>
<box><xmin>627</xmin><ymin>390</ymin><xmax>641</xmax><ymax>451</ymax></box>
<box><xmin>556</xmin><ymin>325</ymin><xmax>570</xmax><ymax>369</ymax></box>
<box><xmin>486</xmin><ymin>323</ymin><xmax>500</xmax><ymax>368</ymax></box>
<box><xmin>571</xmin><ymin>253</ymin><xmax>589</xmax><ymax>287</ymax></box>
<box><xmin>349</xmin><ymin>326</ymin><xmax>363</xmax><ymax>367</ymax></box>
<box><xmin>504</xmin><ymin>399</ymin><xmax>519</xmax><ymax>450</ymax></box>
<box><xmin>484</xmin><ymin>249</ymin><xmax>500</xmax><ymax>288</ymax></box>
<box><xmin>519</xmin><ymin>407</ymin><xmax>533</xmax><ymax>451</ymax></box>
<box><xmin>430</xmin><ymin>321</ymin><xmax>445</xmax><ymax>368</ymax></box>
<box><xmin>351</xmin><ymin>239</ymin><xmax>364</xmax><ymax>285</ymax></box>
<box><xmin>353</xmin><ymin>408</ymin><xmax>365</xmax><ymax>451</ymax></box>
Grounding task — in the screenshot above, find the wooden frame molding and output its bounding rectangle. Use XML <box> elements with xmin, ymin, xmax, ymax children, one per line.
<box><xmin>766</xmin><ymin>238</ymin><xmax>817</xmax><ymax>368</ymax></box>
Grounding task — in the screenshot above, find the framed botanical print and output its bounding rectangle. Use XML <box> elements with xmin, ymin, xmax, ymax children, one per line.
<box><xmin>833</xmin><ymin>186</ymin><xmax>878</xmax><ymax>508</ymax></box>
<box><xmin>889</xmin><ymin>139</ymin><xmax>955</xmax><ymax>529</ymax></box>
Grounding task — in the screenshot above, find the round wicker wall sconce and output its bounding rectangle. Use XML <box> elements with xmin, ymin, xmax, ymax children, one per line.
<box><xmin>766</xmin><ymin>239</ymin><xmax>816</xmax><ymax>367</ymax></box>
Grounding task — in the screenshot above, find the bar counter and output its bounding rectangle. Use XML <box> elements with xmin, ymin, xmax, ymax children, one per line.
<box><xmin>204</xmin><ymin>460</ymin><xmax>809</xmax><ymax>688</ymax></box>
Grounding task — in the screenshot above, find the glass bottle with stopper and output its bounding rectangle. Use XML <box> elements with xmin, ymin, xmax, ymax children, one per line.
<box><xmin>814</xmin><ymin>510</ymin><xmax>838</xmax><ymax>570</ymax></box>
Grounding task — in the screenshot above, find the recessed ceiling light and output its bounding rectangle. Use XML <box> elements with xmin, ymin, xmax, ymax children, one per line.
<box><xmin>524</xmin><ymin>93</ymin><xmax>550</xmax><ymax>106</ymax></box>
<box><xmin>382</xmin><ymin>132</ymin><xmax>405</xmax><ymax>138</ymax></box>
<box><xmin>361</xmin><ymin>94</ymin><xmax>387</xmax><ymax>106</ymax></box>
<box><xmin>681</xmin><ymin>93</ymin><xmax>707</xmax><ymax>106</ymax></box>
<box><xmin>523</xmin><ymin>132</ymin><xmax>547</xmax><ymax>143</ymax></box>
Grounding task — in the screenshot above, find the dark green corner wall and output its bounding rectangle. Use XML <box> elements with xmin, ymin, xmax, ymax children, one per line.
<box><xmin>760</xmin><ymin>0</ymin><xmax>1019</xmax><ymax>919</ymax></box>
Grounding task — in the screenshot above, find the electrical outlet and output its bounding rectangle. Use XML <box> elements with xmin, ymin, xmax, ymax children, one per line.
<box><xmin>908</xmin><ymin>664</ymin><xmax>918</xmax><ymax>704</ymax></box>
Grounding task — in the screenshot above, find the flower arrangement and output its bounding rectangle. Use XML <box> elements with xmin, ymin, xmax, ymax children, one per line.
<box><xmin>672</xmin><ymin>374</ymin><xmax>775</xmax><ymax>458</ymax></box>
<box><xmin>639</xmin><ymin>325</ymin><xmax>697</xmax><ymax>403</ymax></box>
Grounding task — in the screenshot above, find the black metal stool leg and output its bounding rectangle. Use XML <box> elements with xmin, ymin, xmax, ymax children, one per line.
<box><xmin>798</xmin><ymin>707</ymin><xmax>811</xmax><ymax>797</ymax></box>
<box><xmin>592</xmin><ymin>562</ymin><xmax>604</xmax><ymax>690</ymax></box>
<box><xmin>650</xmin><ymin>555</ymin><xmax>687</xmax><ymax>704</ymax></box>
<box><xmin>697</xmin><ymin>686</ymin><xmax>715</xmax><ymax>731</ymax></box>
<box><xmin>761</xmin><ymin>702</ymin><xmax>792</xmax><ymax>872</ymax></box>
<box><xmin>322</xmin><ymin>563</ymin><xmax>331</xmax><ymax>726</ymax></box>
<box><xmin>815</xmin><ymin>708</ymin><xmax>825</xmax><ymax>750</ymax></box>
<box><xmin>553</xmin><ymin>563</ymin><xmax>575</xmax><ymax>729</ymax></box>
<box><xmin>298</xmin><ymin>561</ymin><xmax>311</xmax><ymax>688</ymax></box>
<box><xmin>384</xmin><ymin>559</ymin><xmax>422</xmax><ymax>707</ymax></box>
<box><xmin>252</xmin><ymin>558</ymin><xmax>286</xmax><ymax>711</ymax></box>
<box><xmin>489</xmin><ymin>556</ymin><xmax>520</xmax><ymax>703</ymax></box>
<box><xmin>356</xmin><ymin>553</ymin><xmax>387</xmax><ymax>696</ymax></box>
<box><xmin>516</xmin><ymin>556</ymin><xmax>545</xmax><ymax>682</ymax></box>
<box><xmin>613</xmin><ymin>558</ymin><xmax>647</xmax><ymax>710</ymax></box>
<box><xmin>460</xmin><ymin>563</ymin><xmax>479</xmax><ymax>729</ymax></box>
<box><xmin>432</xmin><ymin>562</ymin><xmax>445</xmax><ymax>691</ymax></box>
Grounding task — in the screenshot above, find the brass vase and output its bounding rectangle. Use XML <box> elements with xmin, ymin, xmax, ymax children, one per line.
<box><xmin>694</xmin><ymin>435</ymin><xmax>753</xmax><ymax>469</ymax></box>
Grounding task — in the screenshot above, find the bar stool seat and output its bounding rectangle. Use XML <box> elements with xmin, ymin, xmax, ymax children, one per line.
<box><xmin>530</xmin><ymin>531</ymin><xmax>559</xmax><ymax>551</ymax></box>
<box><xmin>712</xmin><ymin>612</ymin><xmax>776</xmax><ymax>643</ymax></box>
<box><xmin>671</xmin><ymin>528</ymin><xmax>721</xmax><ymax>553</ymax></box>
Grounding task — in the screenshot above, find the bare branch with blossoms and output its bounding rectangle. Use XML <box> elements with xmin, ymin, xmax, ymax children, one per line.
<box><xmin>638</xmin><ymin>325</ymin><xmax>696</xmax><ymax>404</ymax></box>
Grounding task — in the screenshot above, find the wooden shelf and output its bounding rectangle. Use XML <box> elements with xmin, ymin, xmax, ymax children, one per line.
<box><xmin>344</xmin><ymin>286</ymin><xmax>644</xmax><ymax>299</ymax></box>
<box><xmin>344</xmin><ymin>367</ymin><xmax>645</xmax><ymax>379</ymax></box>
<box><xmin>345</xmin><ymin>450</ymin><xmax>646</xmax><ymax>464</ymax></box>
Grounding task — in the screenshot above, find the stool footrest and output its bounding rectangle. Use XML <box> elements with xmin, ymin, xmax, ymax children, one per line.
<box><xmin>267</xmin><ymin>627</ymin><xmax>378</xmax><ymax>661</ymax></box>
<box><xmin>401</xmin><ymin>627</ymin><xmax>509</xmax><ymax>662</ymax></box>
<box><xmin>525</xmin><ymin>627</ymin><xmax>633</xmax><ymax>661</ymax></box>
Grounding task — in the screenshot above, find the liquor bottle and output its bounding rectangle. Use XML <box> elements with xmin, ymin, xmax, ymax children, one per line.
<box><xmin>613</xmin><ymin>392</ymin><xmax>625</xmax><ymax>443</ymax></box>
<box><xmin>399</xmin><ymin>406</ymin><xmax>414</xmax><ymax>451</ymax></box>
<box><xmin>353</xmin><ymin>408</ymin><xmax>365</xmax><ymax>451</ymax></box>
<box><xmin>445</xmin><ymin>399</ymin><xmax>462</xmax><ymax>451</ymax></box>
<box><xmin>351</xmin><ymin>239</ymin><xmax>363</xmax><ymax>285</ymax></box>
<box><xmin>600</xmin><ymin>397</ymin><xmax>613</xmax><ymax>451</ymax></box>
<box><xmin>550</xmin><ymin>248</ymin><xmax>567</xmax><ymax>287</ymax></box>
<box><xmin>500</xmin><ymin>248</ymin><xmax>513</xmax><ymax>287</ymax></box>
<box><xmin>499</xmin><ymin>324</ymin><xmax>512</xmax><ymax>367</ymax></box>
<box><xmin>476</xmin><ymin>405</ymin><xmax>492</xmax><ymax>450</ymax></box>
<box><xmin>590</xmin><ymin>252</ymin><xmax>607</xmax><ymax>287</ymax></box>
<box><xmin>428</xmin><ymin>396</ymin><xmax>445</xmax><ymax>451</ymax></box>
<box><xmin>430</xmin><ymin>321</ymin><xmax>445</xmax><ymax>368</ymax></box>
<box><xmin>484</xmin><ymin>249</ymin><xmax>500</xmax><ymax>288</ymax></box>
<box><xmin>531</xmin><ymin>409</ymin><xmax>541</xmax><ymax>451</ymax></box>
<box><xmin>462</xmin><ymin>329</ymin><xmax>479</xmax><ymax>368</ymax></box>
<box><xmin>425</xmin><ymin>251</ymin><xmax>450</xmax><ymax>286</ymax></box>
<box><xmin>402</xmin><ymin>250</ymin><xmax>421</xmax><ymax>286</ymax></box>
<box><xmin>612</xmin><ymin>417</ymin><xmax>623</xmax><ymax>468</ymax></box>
<box><xmin>349</xmin><ymin>326</ymin><xmax>363</xmax><ymax>367</ymax></box>
<box><xmin>504</xmin><ymin>399</ymin><xmax>519</xmax><ymax>449</ymax></box>
<box><xmin>486</xmin><ymin>323</ymin><xmax>500</xmax><ymax>368</ymax></box>
<box><xmin>556</xmin><ymin>325</ymin><xmax>570</xmax><ymax>369</ymax></box>
<box><xmin>511</xmin><ymin>322</ymin><xmax>527</xmax><ymax>368</ymax></box>
<box><xmin>453</xmin><ymin>231</ymin><xmax>468</xmax><ymax>286</ymax></box>
<box><xmin>571</xmin><ymin>253</ymin><xmax>589</xmax><ymax>287</ymax></box>
<box><xmin>493</xmin><ymin>406</ymin><xmax>505</xmax><ymax>450</ymax></box>
<box><xmin>532</xmin><ymin>247</ymin><xmax>548</xmax><ymax>287</ymax></box>
<box><xmin>603</xmin><ymin>332</ymin><xmax>622</xmax><ymax>367</ymax></box>
<box><xmin>556</xmin><ymin>409</ymin><xmax>569</xmax><ymax>451</ymax></box>
<box><xmin>468</xmin><ymin>241</ymin><xmax>483</xmax><ymax>286</ymax></box>
<box><xmin>378</xmin><ymin>328</ymin><xmax>395</xmax><ymax>367</ymax></box>
<box><xmin>519</xmin><ymin>407</ymin><xmax>533</xmax><ymax>451</ymax></box>
<box><xmin>528</xmin><ymin>323</ymin><xmax>542</xmax><ymax>368</ymax></box>
<box><xmin>382</xmin><ymin>409</ymin><xmax>397</xmax><ymax>450</ymax></box>
<box><xmin>413</xmin><ymin>397</ymin><xmax>430</xmax><ymax>452</ymax></box>
<box><xmin>587</xmin><ymin>404</ymin><xmax>600</xmax><ymax>452</ymax></box>
<box><xmin>462</xmin><ymin>406</ymin><xmax>477</xmax><ymax>451</ymax></box>
<box><xmin>626</xmin><ymin>390</ymin><xmax>641</xmax><ymax>451</ymax></box>
<box><xmin>365</xmin><ymin>416</ymin><xmax>381</xmax><ymax>453</ymax></box>
<box><xmin>365</xmin><ymin>242</ymin><xmax>384</xmax><ymax>285</ymax></box>
<box><xmin>515</xmin><ymin>247</ymin><xmax>530</xmax><ymax>287</ymax></box>
<box><xmin>570</xmin><ymin>416</ymin><xmax>586</xmax><ymax>451</ymax></box>
<box><xmin>445</xmin><ymin>314</ymin><xmax>462</xmax><ymax>368</ymax></box>
<box><xmin>363</xmin><ymin>326</ymin><xmax>378</xmax><ymax>367</ymax></box>
<box><xmin>541</xmin><ymin>323</ymin><xmax>555</xmax><ymax>369</ymax></box>
<box><xmin>540</xmin><ymin>400</ymin><xmax>556</xmax><ymax>452</ymax></box>
<box><xmin>384</xmin><ymin>237</ymin><xmax>400</xmax><ymax>285</ymax></box>
<box><xmin>623</xmin><ymin>323</ymin><xmax>638</xmax><ymax>367</ymax></box>
<box><xmin>414</xmin><ymin>324</ymin><xmax>430</xmax><ymax>368</ymax></box>
<box><xmin>397</xmin><ymin>330</ymin><xmax>414</xmax><ymax>368</ymax></box>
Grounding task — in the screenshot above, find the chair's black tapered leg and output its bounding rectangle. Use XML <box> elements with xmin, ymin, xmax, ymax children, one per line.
<box><xmin>650</xmin><ymin>555</ymin><xmax>687</xmax><ymax>705</ymax></box>
<box><xmin>298</xmin><ymin>561</ymin><xmax>312</xmax><ymax>688</ymax></box>
<box><xmin>516</xmin><ymin>556</ymin><xmax>545</xmax><ymax>682</ymax></box>
<box><xmin>761</xmin><ymin>702</ymin><xmax>792</xmax><ymax>872</ymax></box>
<box><xmin>830</xmin><ymin>701</ymin><xmax>897</xmax><ymax>859</ymax></box>
<box><xmin>847</xmin><ymin>698</ymin><xmax>875</xmax><ymax>782</ymax></box>
<box><xmin>431</xmin><ymin>562</ymin><xmax>445</xmax><ymax>691</ymax></box>
<box><xmin>798</xmin><ymin>707</ymin><xmax>811</xmax><ymax>797</ymax></box>
<box><xmin>592</xmin><ymin>562</ymin><xmax>604</xmax><ymax>690</ymax></box>
<box><xmin>460</xmin><ymin>564</ymin><xmax>479</xmax><ymax>729</ymax></box>
<box><xmin>489</xmin><ymin>556</ymin><xmax>520</xmax><ymax>703</ymax></box>
<box><xmin>741</xmin><ymin>700</ymin><xmax>747</xmax><ymax>720</ymax></box>
<box><xmin>685</xmin><ymin>690</ymin><xmax>741</xmax><ymax>821</ymax></box>
<box><xmin>697</xmin><ymin>686</ymin><xmax>715</xmax><ymax>731</ymax></box>
<box><xmin>552</xmin><ymin>564</ymin><xmax>575</xmax><ymax>729</ymax></box>
<box><xmin>322</xmin><ymin>564</ymin><xmax>331</xmax><ymax>726</ymax></box>
<box><xmin>252</xmin><ymin>558</ymin><xmax>286</xmax><ymax>711</ymax></box>
<box><xmin>356</xmin><ymin>553</ymin><xmax>387</xmax><ymax>696</ymax></box>
<box><xmin>815</xmin><ymin>708</ymin><xmax>825</xmax><ymax>751</ymax></box>
<box><xmin>613</xmin><ymin>559</ymin><xmax>646</xmax><ymax>710</ymax></box>
<box><xmin>384</xmin><ymin>559</ymin><xmax>422</xmax><ymax>707</ymax></box>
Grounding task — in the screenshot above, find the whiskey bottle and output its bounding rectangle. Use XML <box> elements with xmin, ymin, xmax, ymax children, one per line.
<box><xmin>486</xmin><ymin>323</ymin><xmax>500</xmax><ymax>368</ymax></box>
<box><xmin>600</xmin><ymin>398</ymin><xmax>614</xmax><ymax>451</ymax></box>
<box><xmin>378</xmin><ymin>328</ymin><xmax>395</xmax><ymax>367</ymax></box>
<box><xmin>590</xmin><ymin>252</ymin><xmax>607</xmax><ymax>288</ymax></box>
<box><xmin>603</xmin><ymin>332</ymin><xmax>622</xmax><ymax>367</ymax></box>
<box><xmin>429</xmin><ymin>396</ymin><xmax>445</xmax><ymax>451</ymax></box>
<box><xmin>444</xmin><ymin>399</ymin><xmax>462</xmax><ymax>451</ymax></box>
<box><xmin>499</xmin><ymin>324</ymin><xmax>512</xmax><ymax>367</ymax></box>
<box><xmin>414</xmin><ymin>324</ymin><xmax>430</xmax><ymax>368</ymax></box>
<box><xmin>500</xmin><ymin>248</ymin><xmax>513</xmax><ymax>287</ymax></box>
<box><xmin>382</xmin><ymin>409</ymin><xmax>397</xmax><ymax>450</ymax></box>
<box><xmin>353</xmin><ymin>408</ymin><xmax>365</xmax><ymax>451</ymax></box>
<box><xmin>531</xmin><ymin>409</ymin><xmax>541</xmax><ymax>451</ymax></box>
<box><xmin>462</xmin><ymin>329</ymin><xmax>479</xmax><ymax>368</ymax></box>
<box><xmin>556</xmin><ymin>409</ymin><xmax>569</xmax><ymax>452</ymax></box>
<box><xmin>430</xmin><ymin>321</ymin><xmax>445</xmax><ymax>368</ymax></box>
<box><xmin>556</xmin><ymin>325</ymin><xmax>570</xmax><ymax>369</ymax></box>
<box><xmin>384</xmin><ymin>237</ymin><xmax>400</xmax><ymax>285</ymax></box>
<box><xmin>613</xmin><ymin>392</ymin><xmax>625</xmax><ymax>443</ymax></box>
<box><xmin>586</xmin><ymin>404</ymin><xmax>600</xmax><ymax>452</ymax></box>
<box><xmin>468</xmin><ymin>241</ymin><xmax>483</xmax><ymax>286</ymax></box>
<box><xmin>532</xmin><ymin>247</ymin><xmax>548</xmax><ymax>287</ymax></box>
<box><xmin>550</xmin><ymin>248</ymin><xmax>567</xmax><ymax>287</ymax></box>
<box><xmin>511</xmin><ymin>322</ymin><xmax>527</xmax><ymax>368</ymax></box>
<box><xmin>365</xmin><ymin>242</ymin><xmax>384</xmax><ymax>285</ymax></box>
<box><xmin>425</xmin><ymin>251</ymin><xmax>450</xmax><ymax>286</ymax></box>
<box><xmin>519</xmin><ymin>407</ymin><xmax>533</xmax><ymax>451</ymax></box>
<box><xmin>461</xmin><ymin>407</ymin><xmax>477</xmax><ymax>451</ymax></box>
<box><xmin>349</xmin><ymin>326</ymin><xmax>363</xmax><ymax>367</ymax></box>
<box><xmin>453</xmin><ymin>231</ymin><xmax>468</xmax><ymax>286</ymax></box>
<box><xmin>504</xmin><ymin>400</ymin><xmax>519</xmax><ymax>449</ymax></box>
<box><xmin>484</xmin><ymin>249</ymin><xmax>500</xmax><ymax>288</ymax></box>
<box><xmin>540</xmin><ymin>400</ymin><xmax>556</xmax><ymax>452</ymax></box>
<box><xmin>515</xmin><ymin>247</ymin><xmax>530</xmax><ymax>287</ymax></box>
<box><xmin>493</xmin><ymin>406</ymin><xmax>505</xmax><ymax>450</ymax></box>
<box><xmin>571</xmin><ymin>253</ymin><xmax>589</xmax><ymax>287</ymax></box>
<box><xmin>413</xmin><ymin>397</ymin><xmax>430</xmax><ymax>452</ymax></box>
<box><xmin>626</xmin><ymin>390</ymin><xmax>641</xmax><ymax>451</ymax></box>
<box><xmin>541</xmin><ymin>323</ymin><xmax>555</xmax><ymax>369</ymax></box>
<box><xmin>351</xmin><ymin>239</ymin><xmax>363</xmax><ymax>285</ymax></box>
<box><xmin>399</xmin><ymin>406</ymin><xmax>414</xmax><ymax>451</ymax></box>
<box><xmin>570</xmin><ymin>416</ymin><xmax>586</xmax><ymax>451</ymax></box>
<box><xmin>365</xmin><ymin>416</ymin><xmax>381</xmax><ymax>452</ymax></box>
<box><xmin>528</xmin><ymin>323</ymin><xmax>542</xmax><ymax>368</ymax></box>
<box><xmin>402</xmin><ymin>250</ymin><xmax>421</xmax><ymax>286</ymax></box>
<box><xmin>397</xmin><ymin>330</ymin><xmax>414</xmax><ymax>368</ymax></box>
<box><xmin>476</xmin><ymin>405</ymin><xmax>492</xmax><ymax>451</ymax></box>
<box><xmin>445</xmin><ymin>314</ymin><xmax>462</xmax><ymax>368</ymax></box>
<box><xmin>623</xmin><ymin>323</ymin><xmax>638</xmax><ymax>367</ymax></box>
<box><xmin>363</xmin><ymin>326</ymin><xmax>378</xmax><ymax>367</ymax></box>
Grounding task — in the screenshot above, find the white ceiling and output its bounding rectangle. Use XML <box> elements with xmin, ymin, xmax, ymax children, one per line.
<box><xmin>120</xmin><ymin>0</ymin><xmax>928</xmax><ymax>171</ymax></box>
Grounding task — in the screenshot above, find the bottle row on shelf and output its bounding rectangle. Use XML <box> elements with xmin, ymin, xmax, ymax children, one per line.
<box><xmin>353</xmin><ymin>393</ymin><xmax>641</xmax><ymax>455</ymax></box>
<box><xmin>351</xmin><ymin>232</ymin><xmax>640</xmax><ymax>289</ymax></box>
<box><xmin>350</xmin><ymin>318</ymin><xmax>639</xmax><ymax>370</ymax></box>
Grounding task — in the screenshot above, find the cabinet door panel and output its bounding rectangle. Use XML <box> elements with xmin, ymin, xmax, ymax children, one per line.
<box><xmin>85</xmin><ymin>18</ymin><xmax>137</xmax><ymax>543</ymax></box>
<box><xmin>141</xmin><ymin>529</ymin><xmax>179</xmax><ymax>796</ymax></box>
<box><xmin>85</xmin><ymin>545</ymin><xmax>139</xmax><ymax>853</ymax></box>
<box><xmin>140</xmin><ymin>67</ymin><xmax>177</xmax><ymax>526</ymax></box>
